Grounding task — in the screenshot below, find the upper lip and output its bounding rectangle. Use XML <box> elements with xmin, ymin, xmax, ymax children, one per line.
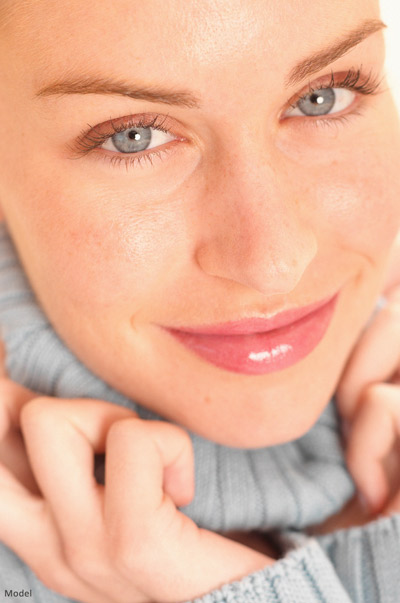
<box><xmin>162</xmin><ymin>292</ymin><xmax>338</xmax><ymax>336</ymax></box>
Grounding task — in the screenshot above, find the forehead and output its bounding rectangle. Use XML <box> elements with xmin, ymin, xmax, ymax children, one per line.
<box><xmin>3</xmin><ymin>0</ymin><xmax>378</xmax><ymax>86</ymax></box>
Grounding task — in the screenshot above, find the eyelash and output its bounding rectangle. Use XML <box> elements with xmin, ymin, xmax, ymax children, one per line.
<box><xmin>72</xmin><ymin>67</ymin><xmax>383</xmax><ymax>171</ymax></box>
<box><xmin>72</xmin><ymin>113</ymin><xmax>178</xmax><ymax>171</ymax></box>
<box><xmin>285</xmin><ymin>68</ymin><xmax>383</xmax><ymax>126</ymax></box>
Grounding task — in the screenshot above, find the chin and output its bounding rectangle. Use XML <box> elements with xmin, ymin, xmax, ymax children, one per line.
<box><xmin>183</xmin><ymin>401</ymin><xmax>328</xmax><ymax>449</ymax></box>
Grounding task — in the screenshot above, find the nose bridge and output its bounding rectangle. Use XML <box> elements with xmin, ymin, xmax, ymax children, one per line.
<box><xmin>195</xmin><ymin>153</ymin><xmax>318</xmax><ymax>295</ymax></box>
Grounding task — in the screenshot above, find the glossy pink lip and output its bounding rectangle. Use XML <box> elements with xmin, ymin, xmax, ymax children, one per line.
<box><xmin>166</xmin><ymin>294</ymin><xmax>335</xmax><ymax>335</ymax></box>
<box><xmin>160</xmin><ymin>293</ymin><xmax>339</xmax><ymax>375</ymax></box>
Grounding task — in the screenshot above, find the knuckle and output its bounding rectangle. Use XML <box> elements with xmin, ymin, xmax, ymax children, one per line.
<box><xmin>106</xmin><ymin>417</ymin><xmax>155</xmax><ymax>456</ymax></box>
<box><xmin>113</xmin><ymin>544</ymin><xmax>137</xmax><ymax>576</ymax></box>
<box><xmin>35</xmin><ymin>564</ymin><xmax>71</xmax><ymax>597</ymax></box>
<box><xmin>63</xmin><ymin>542</ymin><xmax>83</xmax><ymax>573</ymax></box>
<box><xmin>107</xmin><ymin>416</ymin><xmax>141</xmax><ymax>442</ymax></box>
<box><xmin>0</xmin><ymin>378</ymin><xmax>15</xmax><ymax>399</ymax></box>
<box><xmin>176</xmin><ymin>424</ymin><xmax>193</xmax><ymax>452</ymax></box>
<box><xmin>109</xmin><ymin>534</ymin><xmax>138</xmax><ymax>575</ymax></box>
<box><xmin>359</xmin><ymin>383</ymin><xmax>387</xmax><ymax>407</ymax></box>
<box><xmin>20</xmin><ymin>396</ymin><xmax>61</xmax><ymax>435</ymax></box>
<box><xmin>20</xmin><ymin>396</ymin><xmax>52</xmax><ymax>423</ymax></box>
<box><xmin>162</xmin><ymin>420</ymin><xmax>191</xmax><ymax>442</ymax></box>
<box><xmin>113</xmin><ymin>547</ymin><xmax>153</xmax><ymax>581</ymax></box>
<box><xmin>64</xmin><ymin>542</ymin><xmax>102</xmax><ymax>581</ymax></box>
<box><xmin>148</xmin><ymin>421</ymin><xmax>194</xmax><ymax>459</ymax></box>
<box><xmin>107</xmin><ymin>526</ymin><xmax>155</xmax><ymax>577</ymax></box>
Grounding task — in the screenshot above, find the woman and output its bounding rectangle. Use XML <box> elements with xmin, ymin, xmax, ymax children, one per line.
<box><xmin>0</xmin><ymin>0</ymin><xmax>399</xmax><ymax>601</ymax></box>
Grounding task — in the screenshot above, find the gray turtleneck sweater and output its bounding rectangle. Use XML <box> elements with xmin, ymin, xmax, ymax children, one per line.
<box><xmin>0</xmin><ymin>222</ymin><xmax>399</xmax><ymax>603</ymax></box>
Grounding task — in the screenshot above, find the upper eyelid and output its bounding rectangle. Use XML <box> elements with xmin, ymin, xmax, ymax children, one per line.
<box><xmin>88</xmin><ymin>69</ymin><xmax>369</xmax><ymax>136</ymax></box>
<box><xmin>71</xmin><ymin>113</ymin><xmax>180</xmax><ymax>157</ymax></box>
<box><xmin>282</xmin><ymin>68</ymin><xmax>382</xmax><ymax>115</ymax></box>
<box><xmin>70</xmin><ymin>68</ymin><xmax>382</xmax><ymax>159</ymax></box>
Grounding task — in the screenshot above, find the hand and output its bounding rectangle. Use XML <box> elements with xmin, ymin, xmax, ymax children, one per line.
<box><xmin>0</xmin><ymin>392</ymin><xmax>274</xmax><ymax>603</ymax></box>
<box><xmin>0</xmin><ymin>350</ymin><xmax>40</xmax><ymax>494</ymax></box>
<box><xmin>336</xmin><ymin>285</ymin><xmax>400</xmax><ymax>517</ymax></box>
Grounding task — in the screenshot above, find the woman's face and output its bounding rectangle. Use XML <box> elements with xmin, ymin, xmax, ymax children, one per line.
<box><xmin>0</xmin><ymin>0</ymin><xmax>399</xmax><ymax>446</ymax></box>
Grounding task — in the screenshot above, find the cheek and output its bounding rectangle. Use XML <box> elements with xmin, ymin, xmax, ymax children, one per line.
<box><xmin>314</xmin><ymin>161</ymin><xmax>400</xmax><ymax>263</ymax></box>
<box><xmin>62</xmin><ymin>222</ymin><xmax>164</xmax><ymax>309</ymax></box>
<box><xmin>12</xmin><ymin>185</ymin><xmax>187</xmax><ymax>324</ymax></box>
<box><xmin>279</xmin><ymin>94</ymin><xmax>400</xmax><ymax>258</ymax></box>
<box><xmin>60</xmin><ymin>219</ymin><xmax>174</xmax><ymax>313</ymax></box>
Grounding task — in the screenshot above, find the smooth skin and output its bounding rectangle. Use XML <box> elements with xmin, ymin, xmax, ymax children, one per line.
<box><xmin>336</xmin><ymin>284</ymin><xmax>400</xmax><ymax>515</ymax></box>
<box><xmin>1</xmin><ymin>0</ymin><xmax>400</xmax><ymax>601</ymax></box>
<box><xmin>0</xmin><ymin>0</ymin><xmax>399</xmax><ymax>448</ymax></box>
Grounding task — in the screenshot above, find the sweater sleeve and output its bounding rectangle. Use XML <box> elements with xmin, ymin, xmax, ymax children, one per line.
<box><xmin>186</xmin><ymin>540</ymin><xmax>351</xmax><ymax>603</ymax></box>
<box><xmin>314</xmin><ymin>512</ymin><xmax>400</xmax><ymax>603</ymax></box>
<box><xmin>189</xmin><ymin>513</ymin><xmax>400</xmax><ymax>603</ymax></box>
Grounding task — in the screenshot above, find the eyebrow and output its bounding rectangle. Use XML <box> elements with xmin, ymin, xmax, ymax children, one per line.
<box><xmin>286</xmin><ymin>18</ymin><xmax>386</xmax><ymax>86</ymax></box>
<box><xmin>35</xmin><ymin>18</ymin><xmax>386</xmax><ymax>107</ymax></box>
<box><xmin>36</xmin><ymin>75</ymin><xmax>201</xmax><ymax>108</ymax></box>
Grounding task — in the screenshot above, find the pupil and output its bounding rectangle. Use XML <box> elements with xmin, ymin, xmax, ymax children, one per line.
<box><xmin>297</xmin><ymin>87</ymin><xmax>335</xmax><ymax>116</ymax></box>
<box><xmin>129</xmin><ymin>130</ymin><xmax>140</xmax><ymax>140</ymax></box>
<box><xmin>311</xmin><ymin>93</ymin><xmax>324</xmax><ymax>105</ymax></box>
<box><xmin>111</xmin><ymin>126</ymin><xmax>152</xmax><ymax>153</ymax></box>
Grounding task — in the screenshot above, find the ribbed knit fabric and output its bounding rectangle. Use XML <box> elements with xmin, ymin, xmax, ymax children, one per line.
<box><xmin>316</xmin><ymin>513</ymin><xmax>400</xmax><ymax>603</ymax></box>
<box><xmin>0</xmin><ymin>537</ymin><xmax>352</xmax><ymax>603</ymax></box>
<box><xmin>188</xmin><ymin>540</ymin><xmax>352</xmax><ymax>602</ymax></box>
<box><xmin>0</xmin><ymin>220</ymin><xmax>400</xmax><ymax>603</ymax></box>
<box><xmin>0</xmin><ymin>222</ymin><xmax>355</xmax><ymax>532</ymax></box>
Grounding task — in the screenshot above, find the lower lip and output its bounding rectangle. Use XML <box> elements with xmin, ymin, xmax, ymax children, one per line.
<box><xmin>162</xmin><ymin>294</ymin><xmax>339</xmax><ymax>375</ymax></box>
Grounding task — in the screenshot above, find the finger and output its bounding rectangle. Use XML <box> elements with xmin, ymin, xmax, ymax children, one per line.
<box><xmin>0</xmin><ymin>465</ymin><xmax>111</xmax><ymax>603</ymax></box>
<box><xmin>0</xmin><ymin>339</ymin><xmax>6</xmax><ymax>378</ymax></box>
<box><xmin>0</xmin><ymin>428</ymin><xmax>40</xmax><ymax>494</ymax></box>
<box><xmin>0</xmin><ymin>379</ymin><xmax>39</xmax><ymax>494</ymax></box>
<box><xmin>345</xmin><ymin>383</ymin><xmax>400</xmax><ymax>513</ymax></box>
<box><xmin>105</xmin><ymin>419</ymin><xmax>195</xmax><ymax>529</ymax></box>
<box><xmin>0</xmin><ymin>378</ymin><xmax>37</xmax><ymax>439</ymax></box>
<box><xmin>337</xmin><ymin>287</ymin><xmax>400</xmax><ymax>420</ymax></box>
<box><xmin>20</xmin><ymin>397</ymin><xmax>135</xmax><ymax>546</ymax></box>
<box><xmin>20</xmin><ymin>397</ymin><xmax>139</xmax><ymax>601</ymax></box>
<box><xmin>382</xmin><ymin>488</ymin><xmax>400</xmax><ymax>517</ymax></box>
<box><xmin>104</xmin><ymin>419</ymin><xmax>271</xmax><ymax>602</ymax></box>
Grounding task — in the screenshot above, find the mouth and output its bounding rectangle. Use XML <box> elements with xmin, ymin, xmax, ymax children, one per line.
<box><xmin>159</xmin><ymin>292</ymin><xmax>339</xmax><ymax>375</ymax></box>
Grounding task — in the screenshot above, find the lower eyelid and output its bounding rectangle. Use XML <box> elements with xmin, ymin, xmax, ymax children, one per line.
<box><xmin>91</xmin><ymin>138</ymin><xmax>185</xmax><ymax>169</ymax></box>
<box><xmin>282</xmin><ymin>106</ymin><xmax>367</xmax><ymax>136</ymax></box>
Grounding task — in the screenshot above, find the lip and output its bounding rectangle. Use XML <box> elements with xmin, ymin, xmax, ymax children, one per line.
<box><xmin>164</xmin><ymin>294</ymin><xmax>335</xmax><ymax>335</ymax></box>
<box><xmin>160</xmin><ymin>292</ymin><xmax>339</xmax><ymax>375</ymax></box>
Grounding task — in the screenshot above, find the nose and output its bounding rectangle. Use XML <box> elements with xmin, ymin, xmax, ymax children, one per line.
<box><xmin>195</xmin><ymin>158</ymin><xmax>318</xmax><ymax>296</ymax></box>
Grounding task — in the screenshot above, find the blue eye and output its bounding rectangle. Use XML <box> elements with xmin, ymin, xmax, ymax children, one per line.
<box><xmin>101</xmin><ymin>125</ymin><xmax>175</xmax><ymax>154</ymax></box>
<box><xmin>286</xmin><ymin>87</ymin><xmax>356</xmax><ymax>118</ymax></box>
